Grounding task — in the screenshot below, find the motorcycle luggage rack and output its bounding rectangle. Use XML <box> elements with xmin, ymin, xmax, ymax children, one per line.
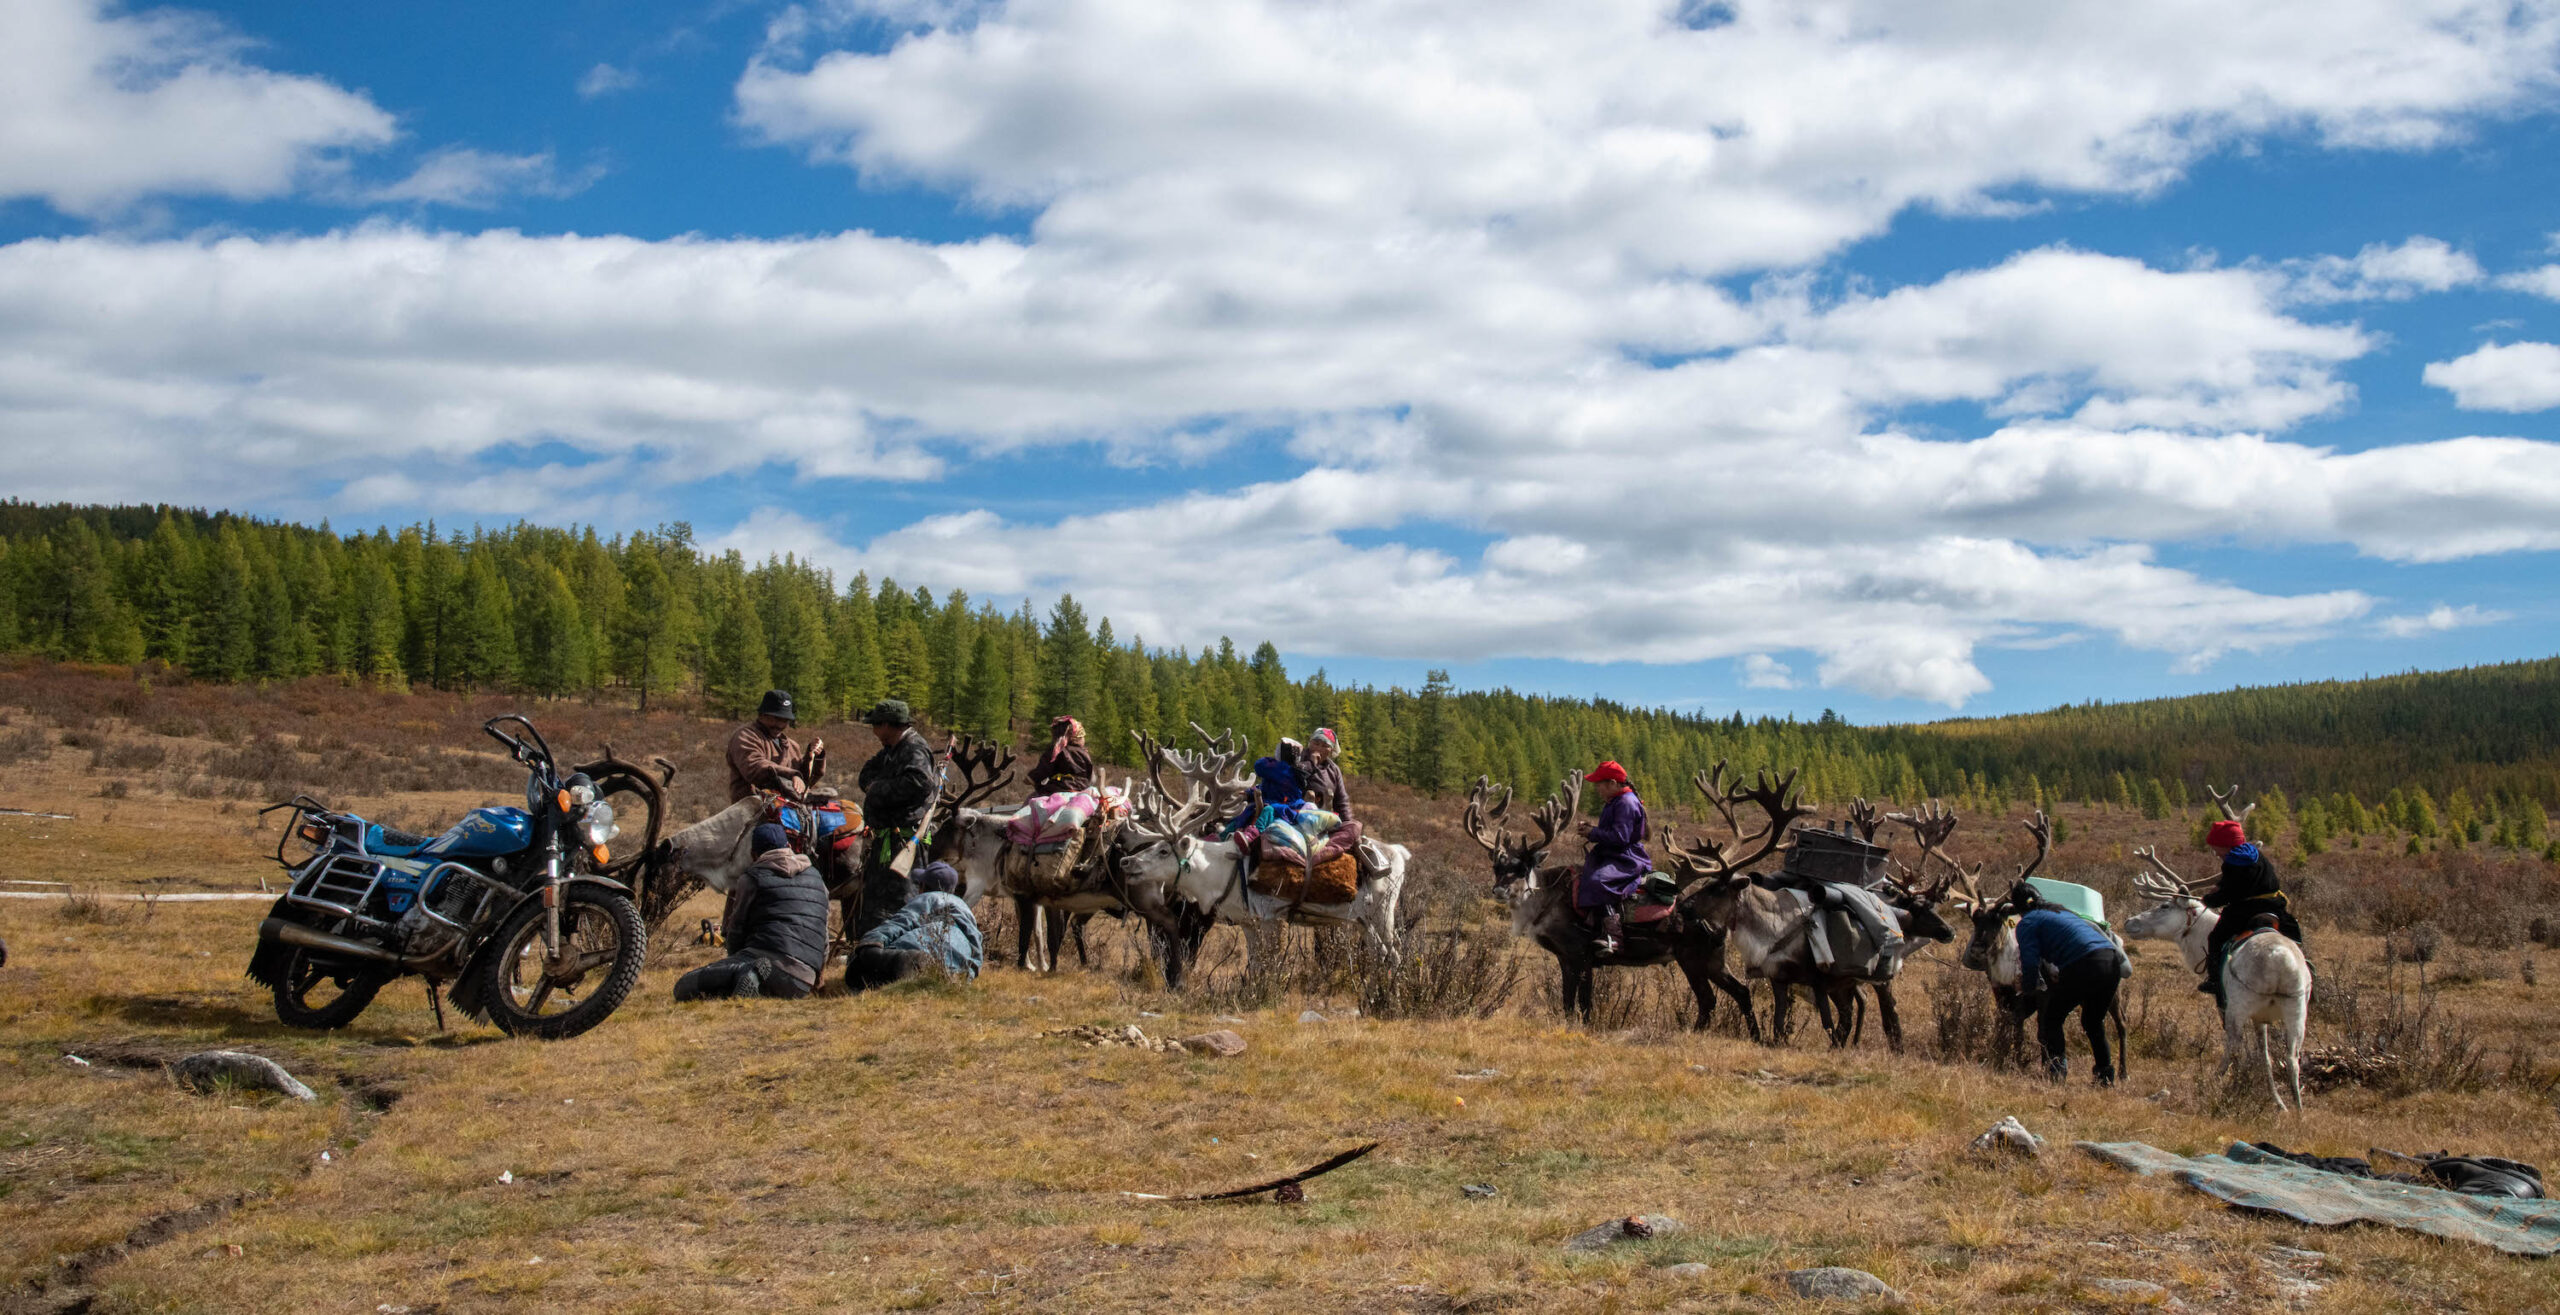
<box><xmin>283</xmin><ymin>852</ymin><xmax>395</xmax><ymax>931</ymax></box>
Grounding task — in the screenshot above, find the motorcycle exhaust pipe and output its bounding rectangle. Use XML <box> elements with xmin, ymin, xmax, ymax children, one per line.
<box><xmin>259</xmin><ymin>918</ymin><xmax>441</xmax><ymax>970</ymax></box>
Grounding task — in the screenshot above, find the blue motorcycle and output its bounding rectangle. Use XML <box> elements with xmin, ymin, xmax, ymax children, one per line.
<box><xmin>248</xmin><ymin>716</ymin><xmax>652</xmax><ymax>1039</ymax></box>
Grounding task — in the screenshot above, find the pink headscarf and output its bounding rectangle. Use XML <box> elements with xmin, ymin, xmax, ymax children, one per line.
<box><xmin>1048</xmin><ymin>716</ymin><xmax>1085</xmax><ymax>759</ymax></box>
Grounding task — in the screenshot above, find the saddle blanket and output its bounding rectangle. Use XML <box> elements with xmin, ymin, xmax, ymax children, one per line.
<box><xmin>1006</xmin><ymin>787</ymin><xmax>1128</xmax><ymax>848</ymax></box>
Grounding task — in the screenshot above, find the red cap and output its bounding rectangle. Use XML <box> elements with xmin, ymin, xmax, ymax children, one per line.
<box><xmin>2206</xmin><ymin>819</ymin><xmax>2247</xmax><ymax>848</ymax></box>
<box><xmin>1586</xmin><ymin>761</ymin><xmax>1629</xmax><ymax>786</ymax></box>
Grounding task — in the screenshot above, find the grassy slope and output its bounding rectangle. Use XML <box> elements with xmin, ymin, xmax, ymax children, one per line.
<box><xmin>5</xmin><ymin>676</ymin><xmax>2560</xmax><ymax>1311</ymax></box>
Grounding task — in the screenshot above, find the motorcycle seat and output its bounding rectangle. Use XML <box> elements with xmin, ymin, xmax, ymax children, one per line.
<box><xmin>367</xmin><ymin>824</ymin><xmax>434</xmax><ymax>857</ymax></box>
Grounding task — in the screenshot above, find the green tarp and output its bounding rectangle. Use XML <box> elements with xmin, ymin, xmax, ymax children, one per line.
<box><xmin>2079</xmin><ymin>1141</ymin><xmax>2560</xmax><ymax>1256</ymax></box>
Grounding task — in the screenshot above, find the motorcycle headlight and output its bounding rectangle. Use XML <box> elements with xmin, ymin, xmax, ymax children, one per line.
<box><xmin>582</xmin><ymin>800</ymin><xmax>619</xmax><ymax>846</ymax></box>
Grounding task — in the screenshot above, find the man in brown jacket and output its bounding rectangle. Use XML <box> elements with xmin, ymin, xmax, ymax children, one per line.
<box><xmin>727</xmin><ymin>689</ymin><xmax>825</xmax><ymax>803</ymax></box>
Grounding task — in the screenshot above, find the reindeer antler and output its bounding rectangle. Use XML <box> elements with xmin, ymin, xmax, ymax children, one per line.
<box><xmin>1846</xmin><ymin>797</ymin><xmax>1883</xmax><ymax>843</ymax></box>
<box><xmin>1461</xmin><ymin>776</ymin><xmax>1517</xmax><ymax>856</ymax></box>
<box><xmin>1886</xmin><ymin>799</ymin><xmax>1976</xmax><ymax>903</ymax></box>
<box><xmin>2016</xmin><ymin>809</ymin><xmax>2052</xmax><ymax>883</ymax></box>
<box><xmin>939</xmin><ymin>735</ymin><xmax>1017</xmax><ymax>813</ymax></box>
<box><xmin>2205</xmin><ymin>784</ymin><xmax>2257</xmax><ymax>824</ymax></box>
<box><xmin>2130</xmin><ymin>843</ymin><xmax>2203</xmax><ymax>902</ymax></box>
<box><xmin>1661</xmin><ymin>760</ymin><xmax>1809</xmax><ymax>890</ymax></box>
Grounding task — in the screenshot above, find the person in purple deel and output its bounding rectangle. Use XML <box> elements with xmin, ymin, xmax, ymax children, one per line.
<box><xmin>1575</xmin><ymin>760</ymin><xmax>1651</xmax><ymax>953</ymax></box>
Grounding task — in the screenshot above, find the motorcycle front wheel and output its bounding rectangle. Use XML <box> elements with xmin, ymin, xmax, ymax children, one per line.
<box><xmin>471</xmin><ymin>885</ymin><xmax>647</xmax><ymax>1040</ymax></box>
<box><xmin>273</xmin><ymin>948</ymin><xmax>390</xmax><ymax>1030</ymax></box>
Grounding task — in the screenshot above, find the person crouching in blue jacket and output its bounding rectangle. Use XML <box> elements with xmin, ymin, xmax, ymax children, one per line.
<box><xmin>848</xmin><ymin>861</ymin><xmax>985</xmax><ymax>991</ymax></box>
<box><xmin>2012</xmin><ymin>899</ymin><xmax>2125</xmax><ymax>1086</ymax></box>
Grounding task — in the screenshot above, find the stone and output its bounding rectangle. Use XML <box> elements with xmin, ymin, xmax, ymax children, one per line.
<box><xmin>1563</xmin><ymin>1214</ymin><xmax>1683</xmax><ymax>1251</ymax></box>
<box><xmin>1781</xmin><ymin>1267</ymin><xmax>1899</xmax><ymax>1302</ymax></box>
<box><xmin>1461</xmin><ymin>1183</ymin><xmax>1498</xmax><ymax>1199</ymax></box>
<box><xmin>1298</xmin><ymin>1010</ymin><xmax>1329</xmax><ymax>1023</ymax></box>
<box><xmin>1970</xmin><ymin>1116</ymin><xmax>2043</xmax><ymax>1158</ymax></box>
<box><xmin>2263</xmin><ymin>1246</ymin><xmax>2325</xmax><ymax>1266</ymax></box>
<box><xmin>1664</xmin><ymin>1263</ymin><xmax>1712</xmax><ymax>1280</ymax></box>
<box><xmin>1179</xmin><ymin>1029</ymin><xmax>1247</xmax><ymax>1057</ymax></box>
<box><xmin>171</xmin><ymin>1050</ymin><xmax>316</xmax><ymax>1102</ymax></box>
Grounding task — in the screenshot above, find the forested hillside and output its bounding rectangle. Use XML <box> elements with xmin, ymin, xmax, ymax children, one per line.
<box><xmin>2</xmin><ymin>502</ymin><xmax>2554</xmax><ymax>856</ymax></box>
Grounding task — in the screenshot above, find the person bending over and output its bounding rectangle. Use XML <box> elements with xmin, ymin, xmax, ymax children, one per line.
<box><xmin>2012</xmin><ymin>899</ymin><xmax>2125</xmax><ymax>1085</ymax></box>
<box><xmin>847</xmin><ymin>861</ymin><xmax>985</xmax><ymax>991</ymax></box>
<box><xmin>674</xmin><ymin>823</ymin><xmax>829</xmax><ymax>1001</ymax></box>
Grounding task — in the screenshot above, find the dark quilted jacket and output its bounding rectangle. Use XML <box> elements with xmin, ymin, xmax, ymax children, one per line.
<box><xmin>727</xmin><ymin>849</ymin><xmax>830</xmax><ymax>972</ymax></box>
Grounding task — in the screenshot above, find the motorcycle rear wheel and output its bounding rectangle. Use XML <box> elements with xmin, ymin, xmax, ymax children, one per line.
<box><xmin>472</xmin><ymin>885</ymin><xmax>647</xmax><ymax>1040</ymax></box>
<box><xmin>272</xmin><ymin>948</ymin><xmax>389</xmax><ymax>1030</ymax></box>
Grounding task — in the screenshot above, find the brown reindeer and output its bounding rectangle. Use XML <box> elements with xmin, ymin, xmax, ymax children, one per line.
<box><xmin>1668</xmin><ymin>775</ymin><xmax>1956</xmax><ymax>1049</ymax></box>
<box><xmin>1466</xmin><ymin>767</ymin><xmax>1772</xmax><ymax>1035</ymax></box>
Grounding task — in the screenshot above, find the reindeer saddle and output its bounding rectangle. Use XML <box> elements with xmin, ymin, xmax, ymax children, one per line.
<box><xmin>1782</xmin><ymin>882</ymin><xmax>1907</xmax><ymax>982</ymax></box>
<box><xmin>766</xmin><ymin>791</ymin><xmax>860</xmax><ymax>858</ymax></box>
<box><xmin>1622</xmin><ymin>872</ymin><xmax>1681</xmax><ymax>927</ymax></box>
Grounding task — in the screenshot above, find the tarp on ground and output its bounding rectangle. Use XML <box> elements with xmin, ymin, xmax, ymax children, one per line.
<box><xmin>2078</xmin><ymin>1140</ymin><xmax>2560</xmax><ymax>1256</ymax></box>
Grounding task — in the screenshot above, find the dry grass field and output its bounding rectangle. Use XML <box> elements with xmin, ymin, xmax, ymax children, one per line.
<box><xmin>5</xmin><ymin>663</ymin><xmax>2560</xmax><ymax>1313</ymax></box>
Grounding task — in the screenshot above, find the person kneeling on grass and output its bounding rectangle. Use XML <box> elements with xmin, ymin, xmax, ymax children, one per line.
<box><xmin>2010</xmin><ymin>898</ymin><xmax>2125</xmax><ymax>1086</ymax></box>
<box><xmin>673</xmin><ymin>823</ymin><xmax>828</xmax><ymax>1002</ymax></box>
<box><xmin>846</xmin><ymin>861</ymin><xmax>984</xmax><ymax>992</ymax></box>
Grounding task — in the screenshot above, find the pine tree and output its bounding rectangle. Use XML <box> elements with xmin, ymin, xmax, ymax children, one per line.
<box><xmin>960</xmin><ymin>626</ymin><xmax>1012</xmax><ymax>738</ymax></box>
<box><xmin>1039</xmin><ymin>594</ymin><xmax>1096</xmax><ymax>719</ymax></box>
<box><xmin>191</xmin><ymin>530</ymin><xmax>256</xmax><ymax>681</ymax></box>
<box><xmin>517</xmin><ymin>563</ymin><xmax>586</xmax><ymax>697</ymax></box>
<box><xmin>1411</xmin><ymin>668</ymin><xmax>1454</xmax><ymax>796</ymax></box>
<box><xmin>883</xmin><ymin>615</ymin><xmax>932</xmax><ymax>709</ymax></box>
<box><xmin>613</xmin><ymin>542</ymin><xmax>691</xmax><ymax>711</ymax></box>
<box><xmin>135</xmin><ymin>514</ymin><xmax>196</xmax><ymax>664</ymax></box>
<box><xmin>450</xmin><ymin>552</ymin><xmax>517</xmax><ymax>691</ymax></box>
<box><xmin>704</xmin><ymin>574</ymin><xmax>772</xmax><ymax>717</ymax></box>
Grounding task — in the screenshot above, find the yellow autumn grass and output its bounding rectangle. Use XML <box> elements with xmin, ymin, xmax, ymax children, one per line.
<box><xmin>5</xmin><ymin>730</ymin><xmax>2560</xmax><ymax>1311</ymax></box>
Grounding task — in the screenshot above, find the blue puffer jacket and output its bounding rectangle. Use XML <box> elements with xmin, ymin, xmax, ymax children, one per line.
<box><xmin>857</xmin><ymin>891</ymin><xmax>984</xmax><ymax>979</ymax></box>
<box><xmin>2015</xmin><ymin>907</ymin><xmax>2116</xmax><ymax>986</ymax></box>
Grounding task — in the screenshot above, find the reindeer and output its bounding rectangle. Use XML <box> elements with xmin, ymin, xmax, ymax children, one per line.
<box><xmin>1668</xmin><ymin>776</ymin><xmax>1953</xmax><ymax>1048</ymax></box>
<box><xmin>1931</xmin><ymin>806</ymin><xmax>2107</xmax><ymax>1070</ymax></box>
<box><xmin>1118</xmin><ymin>728</ymin><xmax>1410</xmax><ymax>979</ymax></box>
<box><xmin>1802</xmin><ymin>798</ymin><xmax>1965</xmax><ymax>1051</ymax></box>
<box><xmin>2127</xmin><ymin>843</ymin><xmax>2311</xmax><ymax>1111</ymax></box>
<box><xmin>1466</xmin><ymin>766</ymin><xmax>1775</xmax><ymax>1035</ymax></box>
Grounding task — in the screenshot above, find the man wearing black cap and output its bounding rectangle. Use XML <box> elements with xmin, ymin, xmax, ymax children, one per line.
<box><xmin>853</xmin><ymin>698</ymin><xmax>938</xmax><ymax>936</ymax></box>
<box><xmin>672</xmin><ymin>823</ymin><xmax>830</xmax><ymax>1001</ymax></box>
<box><xmin>727</xmin><ymin>689</ymin><xmax>825</xmax><ymax>804</ymax></box>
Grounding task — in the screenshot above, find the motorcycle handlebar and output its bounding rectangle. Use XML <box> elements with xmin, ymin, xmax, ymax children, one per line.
<box><xmin>482</xmin><ymin>715</ymin><xmax>553</xmax><ymax>768</ymax></box>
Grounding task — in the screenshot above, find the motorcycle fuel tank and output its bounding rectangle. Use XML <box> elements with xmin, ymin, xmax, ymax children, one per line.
<box><xmin>419</xmin><ymin>806</ymin><xmax>535</xmax><ymax>858</ymax></box>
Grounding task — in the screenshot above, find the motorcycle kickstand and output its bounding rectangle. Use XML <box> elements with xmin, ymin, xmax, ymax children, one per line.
<box><xmin>425</xmin><ymin>978</ymin><xmax>448</xmax><ymax>1032</ymax></box>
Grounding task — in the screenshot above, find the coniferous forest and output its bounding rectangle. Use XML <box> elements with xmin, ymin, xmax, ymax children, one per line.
<box><xmin>2</xmin><ymin>501</ymin><xmax>2555</xmax><ymax>859</ymax></box>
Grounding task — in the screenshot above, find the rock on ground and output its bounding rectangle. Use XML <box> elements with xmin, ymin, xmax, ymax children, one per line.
<box><xmin>171</xmin><ymin>1051</ymin><xmax>316</xmax><ymax>1102</ymax></box>
<box><xmin>1971</xmin><ymin>1115</ymin><xmax>2044</xmax><ymax>1158</ymax></box>
<box><xmin>1663</xmin><ymin>1262</ymin><xmax>1712</xmax><ymax>1280</ymax></box>
<box><xmin>1782</xmin><ymin>1266</ymin><xmax>1900</xmax><ymax>1302</ymax></box>
<box><xmin>1179</xmin><ymin>1029</ymin><xmax>1247</xmax><ymax>1057</ymax></box>
<box><xmin>1563</xmin><ymin>1215</ymin><xmax>1683</xmax><ymax>1251</ymax></box>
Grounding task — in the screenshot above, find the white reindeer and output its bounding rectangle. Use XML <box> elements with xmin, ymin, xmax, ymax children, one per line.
<box><xmin>1116</xmin><ymin>730</ymin><xmax>1410</xmax><ymax>976</ymax></box>
<box><xmin>2127</xmin><ymin>844</ymin><xmax>2312</xmax><ymax>1111</ymax></box>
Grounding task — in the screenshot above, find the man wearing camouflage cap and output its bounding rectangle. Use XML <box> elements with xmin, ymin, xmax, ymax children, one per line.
<box><xmin>852</xmin><ymin>698</ymin><xmax>938</xmax><ymax>936</ymax></box>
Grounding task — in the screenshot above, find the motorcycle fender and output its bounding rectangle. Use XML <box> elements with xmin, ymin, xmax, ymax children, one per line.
<box><xmin>564</xmin><ymin>874</ymin><xmax>631</xmax><ymax>895</ymax></box>
<box><xmin>244</xmin><ymin>896</ymin><xmax>301</xmax><ymax>989</ymax></box>
<box><xmin>447</xmin><ymin>939</ymin><xmax>496</xmax><ymax>1022</ymax></box>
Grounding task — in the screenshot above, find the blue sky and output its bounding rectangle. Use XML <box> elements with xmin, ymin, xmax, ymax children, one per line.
<box><xmin>4</xmin><ymin>0</ymin><xmax>2560</xmax><ymax>724</ymax></box>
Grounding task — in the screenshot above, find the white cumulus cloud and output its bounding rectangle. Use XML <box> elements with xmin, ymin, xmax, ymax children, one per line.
<box><xmin>7</xmin><ymin>0</ymin><xmax>2560</xmax><ymax>704</ymax></box>
<box><xmin>0</xmin><ymin>0</ymin><xmax>395</xmax><ymax>214</ymax></box>
<box><xmin>2424</xmin><ymin>342</ymin><xmax>2560</xmax><ymax>412</ymax></box>
<box><xmin>2268</xmin><ymin>236</ymin><xmax>2484</xmax><ymax>304</ymax></box>
<box><xmin>2376</xmin><ymin>603</ymin><xmax>2512</xmax><ymax>638</ymax></box>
